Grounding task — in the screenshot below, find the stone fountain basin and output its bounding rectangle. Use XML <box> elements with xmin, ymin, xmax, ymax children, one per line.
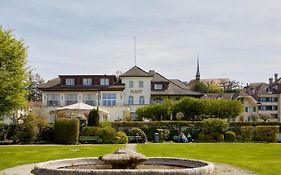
<box><xmin>33</xmin><ymin>157</ymin><xmax>215</xmax><ymax>175</ymax></box>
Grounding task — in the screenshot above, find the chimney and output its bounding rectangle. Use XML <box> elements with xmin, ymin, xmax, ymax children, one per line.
<box><xmin>269</xmin><ymin>77</ymin><xmax>273</xmax><ymax>84</ymax></box>
<box><xmin>274</xmin><ymin>73</ymin><xmax>278</xmax><ymax>81</ymax></box>
<box><xmin>149</xmin><ymin>70</ymin><xmax>155</xmax><ymax>75</ymax></box>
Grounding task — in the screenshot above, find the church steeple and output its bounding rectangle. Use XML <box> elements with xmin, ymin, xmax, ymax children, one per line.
<box><xmin>196</xmin><ymin>56</ymin><xmax>200</xmax><ymax>80</ymax></box>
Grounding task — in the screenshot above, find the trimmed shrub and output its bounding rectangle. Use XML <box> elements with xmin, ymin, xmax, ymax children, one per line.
<box><xmin>202</xmin><ymin>118</ymin><xmax>229</xmax><ymax>135</ymax></box>
<box><xmin>157</xmin><ymin>129</ymin><xmax>170</xmax><ymax>142</ymax></box>
<box><xmin>225</xmin><ymin>131</ymin><xmax>236</xmax><ymax>142</ymax></box>
<box><xmin>97</xmin><ymin>126</ymin><xmax>116</xmax><ymax>144</ymax></box>
<box><xmin>128</xmin><ymin>127</ymin><xmax>147</xmax><ymax>143</ymax></box>
<box><xmin>215</xmin><ymin>134</ymin><xmax>224</xmax><ymax>142</ymax></box>
<box><xmin>254</xmin><ymin>126</ymin><xmax>279</xmax><ymax>142</ymax></box>
<box><xmin>37</xmin><ymin>124</ymin><xmax>55</xmax><ymax>143</ymax></box>
<box><xmin>114</xmin><ymin>131</ymin><xmax>128</xmax><ymax>144</ymax></box>
<box><xmin>81</xmin><ymin>126</ymin><xmax>100</xmax><ymax>136</ymax></box>
<box><xmin>241</xmin><ymin>126</ymin><xmax>254</xmax><ymax>142</ymax></box>
<box><xmin>54</xmin><ymin>118</ymin><xmax>80</xmax><ymax>144</ymax></box>
<box><xmin>14</xmin><ymin>122</ymin><xmax>38</xmax><ymax>143</ymax></box>
<box><xmin>140</xmin><ymin>125</ymin><xmax>156</xmax><ymax>141</ymax></box>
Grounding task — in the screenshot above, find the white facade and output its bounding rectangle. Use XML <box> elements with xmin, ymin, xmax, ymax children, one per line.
<box><xmin>41</xmin><ymin>91</ymin><xmax>127</xmax><ymax>121</ymax></box>
<box><xmin>120</xmin><ymin>77</ymin><xmax>153</xmax><ymax>106</ymax></box>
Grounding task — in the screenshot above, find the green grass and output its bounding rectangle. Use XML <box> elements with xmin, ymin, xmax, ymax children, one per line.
<box><xmin>137</xmin><ymin>143</ymin><xmax>281</xmax><ymax>175</ymax></box>
<box><xmin>0</xmin><ymin>144</ymin><xmax>121</xmax><ymax>170</ymax></box>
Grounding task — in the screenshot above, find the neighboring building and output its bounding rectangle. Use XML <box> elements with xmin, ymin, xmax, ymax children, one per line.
<box><xmin>39</xmin><ymin>75</ymin><xmax>127</xmax><ymax>122</ymax></box>
<box><xmin>39</xmin><ymin>66</ymin><xmax>201</xmax><ymax>121</ymax></box>
<box><xmin>119</xmin><ymin>66</ymin><xmax>201</xmax><ymax>119</ymax></box>
<box><xmin>201</xmin><ymin>93</ymin><xmax>235</xmax><ymax>100</ymax></box>
<box><xmin>119</xmin><ymin>66</ymin><xmax>153</xmax><ymax>119</ymax></box>
<box><xmin>235</xmin><ymin>74</ymin><xmax>281</xmax><ymax>122</ymax></box>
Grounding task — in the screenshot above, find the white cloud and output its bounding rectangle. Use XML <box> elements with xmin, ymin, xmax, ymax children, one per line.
<box><xmin>1</xmin><ymin>0</ymin><xmax>281</xmax><ymax>84</ymax></box>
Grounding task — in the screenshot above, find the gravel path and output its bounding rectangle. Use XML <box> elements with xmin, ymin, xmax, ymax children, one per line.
<box><xmin>0</xmin><ymin>144</ymin><xmax>256</xmax><ymax>175</ymax></box>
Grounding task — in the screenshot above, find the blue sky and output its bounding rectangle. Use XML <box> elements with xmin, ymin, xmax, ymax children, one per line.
<box><xmin>1</xmin><ymin>0</ymin><xmax>281</xmax><ymax>85</ymax></box>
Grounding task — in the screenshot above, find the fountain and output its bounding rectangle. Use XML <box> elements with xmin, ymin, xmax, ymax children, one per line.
<box><xmin>33</xmin><ymin>148</ymin><xmax>215</xmax><ymax>175</ymax></box>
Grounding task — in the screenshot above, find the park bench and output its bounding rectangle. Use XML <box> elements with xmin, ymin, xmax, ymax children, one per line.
<box><xmin>79</xmin><ymin>136</ymin><xmax>101</xmax><ymax>144</ymax></box>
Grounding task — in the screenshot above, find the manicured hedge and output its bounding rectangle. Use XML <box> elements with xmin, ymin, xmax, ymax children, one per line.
<box><xmin>54</xmin><ymin>118</ymin><xmax>80</xmax><ymax>144</ymax></box>
<box><xmin>254</xmin><ymin>126</ymin><xmax>279</xmax><ymax>142</ymax></box>
<box><xmin>111</xmin><ymin>121</ymin><xmax>281</xmax><ymax>143</ymax></box>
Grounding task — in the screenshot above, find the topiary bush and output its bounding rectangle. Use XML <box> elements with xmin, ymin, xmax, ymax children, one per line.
<box><xmin>128</xmin><ymin>127</ymin><xmax>147</xmax><ymax>143</ymax></box>
<box><xmin>225</xmin><ymin>131</ymin><xmax>236</xmax><ymax>142</ymax></box>
<box><xmin>254</xmin><ymin>126</ymin><xmax>279</xmax><ymax>142</ymax></box>
<box><xmin>157</xmin><ymin>129</ymin><xmax>170</xmax><ymax>142</ymax></box>
<box><xmin>241</xmin><ymin>126</ymin><xmax>254</xmax><ymax>142</ymax></box>
<box><xmin>54</xmin><ymin>118</ymin><xmax>80</xmax><ymax>144</ymax></box>
<box><xmin>202</xmin><ymin>118</ymin><xmax>229</xmax><ymax>135</ymax></box>
<box><xmin>113</xmin><ymin>131</ymin><xmax>128</xmax><ymax>144</ymax></box>
<box><xmin>97</xmin><ymin>126</ymin><xmax>116</xmax><ymax>144</ymax></box>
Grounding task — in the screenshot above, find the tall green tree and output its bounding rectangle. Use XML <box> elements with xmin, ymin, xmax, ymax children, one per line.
<box><xmin>88</xmin><ymin>108</ymin><xmax>99</xmax><ymax>126</ymax></box>
<box><xmin>0</xmin><ymin>27</ymin><xmax>29</xmax><ymax>118</ymax></box>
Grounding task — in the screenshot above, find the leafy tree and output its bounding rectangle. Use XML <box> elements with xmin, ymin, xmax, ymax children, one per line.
<box><xmin>221</xmin><ymin>80</ymin><xmax>242</xmax><ymax>93</ymax></box>
<box><xmin>207</xmin><ymin>83</ymin><xmax>222</xmax><ymax>93</ymax></box>
<box><xmin>136</xmin><ymin>103</ymin><xmax>170</xmax><ymax>120</ymax></box>
<box><xmin>192</xmin><ymin>81</ymin><xmax>209</xmax><ymax>93</ymax></box>
<box><xmin>0</xmin><ymin>27</ymin><xmax>29</xmax><ymax>118</ymax></box>
<box><xmin>191</xmin><ymin>81</ymin><xmax>222</xmax><ymax>93</ymax></box>
<box><xmin>27</xmin><ymin>71</ymin><xmax>44</xmax><ymax>102</ymax></box>
<box><xmin>259</xmin><ymin>114</ymin><xmax>271</xmax><ymax>122</ymax></box>
<box><xmin>88</xmin><ymin>108</ymin><xmax>99</xmax><ymax>126</ymax></box>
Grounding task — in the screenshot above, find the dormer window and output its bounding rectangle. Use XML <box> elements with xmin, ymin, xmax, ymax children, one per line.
<box><xmin>65</xmin><ymin>78</ymin><xmax>75</xmax><ymax>85</ymax></box>
<box><xmin>100</xmin><ymin>78</ymin><xmax>109</xmax><ymax>85</ymax></box>
<box><xmin>154</xmin><ymin>84</ymin><xmax>163</xmax><ymax>90</ymax></box>
<box><xmin>83</xmin><ymin>78</ymin><xmax>92</xmax><ymax>85</ymax></box>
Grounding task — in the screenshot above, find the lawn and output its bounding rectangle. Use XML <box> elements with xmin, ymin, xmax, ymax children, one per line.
<box><xmin>0</xmin><ymin>144</ymin><xmax>121</xmax><ymax>170</ymax></box>
<box><xmin>137</xmin><ymin>143</ymin><xmax>281</xmax><ymax>175</ymax></box>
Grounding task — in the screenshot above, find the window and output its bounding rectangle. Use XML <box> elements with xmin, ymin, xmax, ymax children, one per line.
<box><xmin>244</xmin><ymin>107</ymin><xmax>249</xmax><ymax>112</ymax></box>
<box><xmin>100</xmin><ymin>78</ymin><xmax>109</xmax><ymax>85</ymax></box>
<box><xmin>83</xmin><ymin>78</ymin><xmax>92</xmax><ymax>85</ymax></box>
<box><xmin>65</xmin><ymin>78</ymin><xmax>75</xmax><ymax>85</ymax></box>
<box><xmin>139</xmin><ymin>81</ymin><xmax>144</xmax><ymax>88</ymax></box>
<box><xmin>83</xmin><ymin>94</ymin><xmax>95</xmax><ymax>106</ymax></box>
<box><xmin>47</xmin><ymin>94</ymin><xmax>60</xmax><ymax>106</ymax></box>
<box><xmin>139</xmin><ymin>96</ymin><xmax>145</xmax><ymax>104</ymax></box>
<box><xmin>102</xmin><ymin>93</ymin><xmax>116</xmax><ymax>106</ymax></box>
<box><xmin>128</xmin><ymin>96</ymin><xmax>134</xmax><ymax>105</ymax></box>
<box><xmin>65</xmin><ymin>94</ymin><xmax>78</xmax><ymax>105</ymax></box>
<box><xmin>129</xmin><ymin>81</ymin><xmax>134</xmax><ymax>88</ymax></box>
<box><xmin>153</xmin><ymin>98</ymin><xmax>163</xmax><ymax>103</ymax></box>
<box><xmin>154</xmin><ymin>84</ymin><xmax>163</xmax><ymax>90</ymax></box>
<box><xmin>253</xmin><ymin>107</ymin><xmax>256</xmax><ymax>112</ymax></box>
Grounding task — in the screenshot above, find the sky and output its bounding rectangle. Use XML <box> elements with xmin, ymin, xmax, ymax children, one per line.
<box><xmin>1</xmin><ymin>0</ymin><xmax>281</xmax><ymax>85</ymax></box>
